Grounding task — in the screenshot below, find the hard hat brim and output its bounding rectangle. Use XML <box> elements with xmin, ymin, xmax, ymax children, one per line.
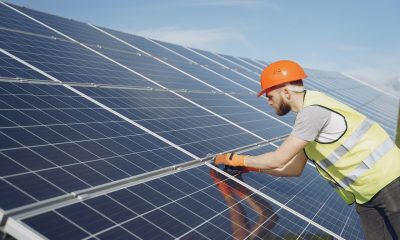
<box><xmin>257</xmin><ymin>89</ymin><xmax>267</xmax><ymax>97</ymax></box>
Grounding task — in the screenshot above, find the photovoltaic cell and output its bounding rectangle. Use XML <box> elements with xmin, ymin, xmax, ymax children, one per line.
<box><xmin>238</xmin><ymin>56</ymin><xmax>266</xmax><ymax>69</ymax></box>
<box><xmin>0</xmin><ymin>30</ymin><xmax>157</xmax><ymax>87</ymax></box>
<box><xmin>0</xmin><ymin>81</ymin><xmax>192</xmax><ymax>210</ymax></box>
<box><xmin>0</xmin><ymin>2</ymin><xmax>395</xmax><ymax>240</ymax></box>
<box><xmin>0</xmin><ymin>3</ymin><xmax>66</xmax><ymax>39</ymax></box>
<box><xmin>2</xmin><ymin>8</ymin><xmax>215</xmax><ymax>92</ymax></box>
<box><xmin>240</xmin><ymin>144</ymin><xmax>364</xmax><ymax>239</ymax></box>
<box><xmin>21</xmin><ymin>165</ymin><xmax>331</xmax><ymax>239</ymax></box>
<box><xmin>232</xmin><ymin>93</ymin><xmax>297</xmax><ymax>125</ymax></box>
<box><xmin>76</xmin><ymin>86</ymin><xmax>263</xmax><ymax>157</ymax></box>
<box><xmin>7</xmin><ymin>3</ymin><xmax>136</xmax><ymax>53</ymax></box>
<box><xmin>153</xmin><ymin>39</ymin><xmax>262</xmax><ymax>92</ymax></box>
<box><xmin>218</xmin><ymin>53</ymin><xmax>261</xmax><ymax>73</ymax></box>
<box><xmin>178</xmin><ymin>91</ymin><xmax>291</xmax><ymax>138</ymax></box>
<box><xmin>0</xmin><ymin>52</ymin><xmax>50</xmax><ymax>80</ymax></box>
<box><xmin>96</xmin><ymin>28</ymin><xmax>253</xmax><ymax>93</ymax></box>
<box><xmin>191</xmin><ymin>47</ymin><xmax>250</xmax><ymax>73</ymax></box>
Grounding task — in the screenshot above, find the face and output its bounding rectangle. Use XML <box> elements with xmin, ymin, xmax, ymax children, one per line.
<box><xmin>266</xmin><ymin>88</ymin><xmax>291</xmax><ymax>116</ymax></box>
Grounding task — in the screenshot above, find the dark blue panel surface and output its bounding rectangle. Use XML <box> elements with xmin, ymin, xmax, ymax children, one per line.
<box><xmin>23</xmin><ymin>211</ymin><xmax>89</xmax><ymax>240</ymax></box>
<box><xmin>240</xmin><ymin>144</ymin><xmax>364</xmax><ymax>239</ymax></box>
<box><xmin>0</xmin><ymin>82</ymin><xmax>192</xmax><ymax>210</ymax></box>
<box><xmin>6</xmin><ymin>173</ymin><xmax>64</xmax><ymax>200</ymax></box>
<box><xmin>233</xmin><ymin>93</ymin><xmax>297</xmax><ymax>125</ymax></box>
<box><xmin>85</xmin><ymin>195</ymin><xmax>137</xmax><ymax>223</ymax></box>
<box><xmin>0</xmin><ymin>3</ymin><xmax>65</xmax><ymax>38</ymax></box>
<box><xmin>97</xmin><ymin>227</ymin><xmax>139</xmax><ymax>240</ymax></box>
<box><xmin>191</xmin><ymin>47</ymin><xmax>249</xmax><ymax>73</ymax></box>
<box><xmin>103</xmin><ymin>30</ymin><xmax>255</xmax><ymax>92</ymax></box>
<box><xmin>77</xmin><ymin>86</ymin><xmax>262</xmax><ymax>157</ymax></box>
<box><xmin>97</xmin><ymin>28</ymin><xmax>251</xmax><ymax>93</ymax></box>
<box><xmin>57</xmin><ymin>203</ymin><xmax>115</xmax><ymax>234</ymax></box>
<box><xmin>0</xmin><ymin>6</ymin><xmax>217</xmax><ymax>91</ymax></box>
<box><xmin>0</xmin><ymin>4</ymin><xmax>383</xmax><ymax>240</ymax></box>
<box><xmin>180</xmin><ymin>91</ymin><xmax>291</xmax><ymax>139</ymax></box>
<box><xmin>0</xmin><ymin>179</ymin><xmax>35</xmax><ymax>209</ymax></box>
<box><xmin>22</xmin><ymin>165</ymin><xmax>331</xmax><ymax>240</ymax></box>
<box><xmin>155</xmin><ymin>39</ymin><xmax>262</xmax><ymax>92</ymax></box>
<box><xmin>9</xmin><ymin>3</ymin><xmax>135</xmax><ymax>53</ymax></box>
<box><xmin>0</xmin><ymin>52</ymin><xmax>50</xmax><ymax>80</ymax></box>
<box><xmin>219</xmin><ymin>53</ymin><xmax>261</xmax><ymax>73</ymax></box>
<box><xmin>238</xmin><ymin>56</ymin><xmax>266</xmax><ymax>69</ymax></box>
<box><xmin>123</xmin><ymin>217</ymin><xmax>173</xmax><ymax>239</ymax></box>
<box><xmin>0</xmin><ymin>29</ymin><xmax>154</xmax><ymax>86</ymax></box>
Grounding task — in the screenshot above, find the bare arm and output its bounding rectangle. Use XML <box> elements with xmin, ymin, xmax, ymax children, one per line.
<box><xmin>244</xmin><ymin>135</ymin><xmax>308</xmax><ymax>173</ymax></box>
<box><xmin>260</xmin><ymin>150</ymin><xmax>308</xmax><ymax>177</ymax></box>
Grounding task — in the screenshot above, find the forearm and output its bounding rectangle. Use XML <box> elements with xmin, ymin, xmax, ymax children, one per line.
<box><xmin>260</xmin><ymin>167</ymin><xmax>300</xmax><ymax>177</ymax></box>
<box><xmin>244</xmin><ymin>151</ymin><xmax>284</xmax><ymax>169</ymax></box>
<box><xmin>248</xmin><ymin>153</ymin><xmax>306</xmax><ymax>177</ymax></box>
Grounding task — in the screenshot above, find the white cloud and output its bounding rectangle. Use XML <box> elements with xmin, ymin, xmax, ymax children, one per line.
<box><xmin>134</xmin><ymin>26</ymin><xmax>248</xmax><ymax>51</ymax></box>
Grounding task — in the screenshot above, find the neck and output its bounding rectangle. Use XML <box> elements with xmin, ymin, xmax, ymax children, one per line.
<box><xmin>291</xmin><ymin>91</ymin><xmax>305</xmax><ymax>113</ymax></box>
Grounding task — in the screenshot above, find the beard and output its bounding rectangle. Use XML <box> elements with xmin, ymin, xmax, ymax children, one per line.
<box><xmin>276</xmin><ymin>101</ymin><xmax>291</xmax><ymax>116</ymax></box>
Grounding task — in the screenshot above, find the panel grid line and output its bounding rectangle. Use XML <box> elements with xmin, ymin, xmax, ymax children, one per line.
<box><xmin>91</xmin><ymin>24</ymin><xmax>292</xmax><ymax>129</ymax></box>
<box><xmin>1</xmin><ymin>4</ymin><xmax>275</xmax><ymax>155</ymax></box>
<box><xmin>206</xmin><ymin>162</ymin><xmax>344</xmax><ymax>239</ymax></box>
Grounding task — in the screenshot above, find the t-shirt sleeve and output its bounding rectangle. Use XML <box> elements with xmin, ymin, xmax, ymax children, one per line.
<box><xmin>291</xmin><ymin>106</ymin><xmax>331</xmax><ymax>141</ymax></box>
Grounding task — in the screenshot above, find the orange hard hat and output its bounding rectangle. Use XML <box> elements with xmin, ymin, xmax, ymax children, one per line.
<box><xmin>257</xmin><ymin>60</ymin><xmax>307</xmax><ymax>97</ymax></box>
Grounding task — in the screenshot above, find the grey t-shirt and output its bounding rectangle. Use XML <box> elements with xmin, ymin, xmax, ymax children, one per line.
<box><xmin>291</xmin><ymin>105</ymin><xmax>346</xmax><ymax>142</ymax></box>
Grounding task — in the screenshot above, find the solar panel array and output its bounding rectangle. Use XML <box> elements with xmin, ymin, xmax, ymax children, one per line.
<box><xmin>0</xmin><ymin>2</ymin><xmax>398</xmax><ymax>239</ymax></box>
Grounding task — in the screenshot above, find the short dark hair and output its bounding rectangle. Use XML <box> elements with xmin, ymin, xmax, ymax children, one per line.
<box><xmin>289</xmin><ymin>79</ymin><xmax>303</xmax><ymax>86</ymax></box>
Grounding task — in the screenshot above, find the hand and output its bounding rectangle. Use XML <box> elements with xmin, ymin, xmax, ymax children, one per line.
<box><xmin>214</xmin><ymin>153</ymin><xmax>247</xmax><ymax>167</ymax></box>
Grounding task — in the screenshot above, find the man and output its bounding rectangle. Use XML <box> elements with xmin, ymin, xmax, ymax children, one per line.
<box><xmin>214</xmin><ymin>60</ymin><xmax>400</xmax><ymax>239</ymax></box>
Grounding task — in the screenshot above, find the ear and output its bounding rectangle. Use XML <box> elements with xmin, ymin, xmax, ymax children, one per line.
<box><xmin>282</xmin><ymin>87</ymin><xmax>290</xmax><ymax>99</ymax></box>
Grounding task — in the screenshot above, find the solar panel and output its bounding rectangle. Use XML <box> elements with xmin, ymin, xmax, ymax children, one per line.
<box><xmin>218</xmin><ymin>53</ymin><xmax>261</xmax><ymax>73</ymax></box>
<box><xmin>0</xmin><ymin>81</ymin><xmax>194</xmax><ymax>210</ymax></box>
<box><xmin>75</xmin><ymin>86</ymin><xmax>271</xmax><ymax>156</ymax></box>
<box><xmin>19</xmin><ymin>165</ymin><xmax>339</xmax><ymax>240</ymax></box>
<box><xmin>237</xmin><ymin>57</ymin><xmax>267</xmax><ymax>70</ymax></box>
<box><xmin>0</xmin><ymin>1</ymin><xmax>398</xmax><ymax>240</ymax></box>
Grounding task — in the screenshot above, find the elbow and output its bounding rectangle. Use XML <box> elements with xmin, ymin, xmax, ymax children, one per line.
<box><xmin>291</xmin><ymin>167</ymin><xmax>304</xmax><ymax>177</ymax></box>
<box><xmin>283</xmin><ymin>167</ymin><xmax>304</xmax><ymax>177</ymax></box>
<box><xmin>283</xmin><ymin>171</ymin><xmax>302</xmax><ymax>177</ymax></box>
<box><xmin>291</xmin><ymin>171</ymin><xmax>302</xmax><ymax>177</ymax></box>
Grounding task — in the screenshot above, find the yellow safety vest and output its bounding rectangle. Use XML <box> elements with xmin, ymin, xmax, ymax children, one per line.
<box><xmin>303</xmin><ymin>91</ymin><xmax>400</xmax><ymax>204</ymax></box>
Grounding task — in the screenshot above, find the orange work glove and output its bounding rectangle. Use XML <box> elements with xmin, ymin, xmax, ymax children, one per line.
<box><xmin>242</xmin><ymin>167</ymin><xmax>262</xmax><ymax>173</ymax></box>
<box><xmin>214</xmin><ymin>153</ymin><xmax>247</xmax><ymax>167</ymax></box>
<box><xmin>223</xmin><ymin>166</ymin><xmax>261</xmax><ymax>175</ymax></box>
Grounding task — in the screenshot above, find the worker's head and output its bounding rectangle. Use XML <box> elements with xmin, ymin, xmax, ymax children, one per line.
<box><xmin>265</xmin><ymin>80</ymin><xmax>304</xmax><ymax>115</ymax></box>
<box><xmin>257</xmin><ymin>60</ymin><xmax>307</xmax><ymax>116</ymax></box>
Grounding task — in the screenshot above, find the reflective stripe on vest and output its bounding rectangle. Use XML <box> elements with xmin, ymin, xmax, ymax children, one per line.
<box><xmin>318</xmin><ymin>118</ymin><xmax>374</xmax><ymax>170</ymax></box>
<box><xmin>339</xmin><ymin>138</ymin><xmax>395</xmax><ymax>188</ymax></box>
<box><xmin>303</xmin><ymin>90</ymin><xmax>400</xmax><ymax>204</ymax></box>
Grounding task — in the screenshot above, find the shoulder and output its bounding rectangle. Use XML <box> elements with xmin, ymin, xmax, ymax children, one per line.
<box><xmin>297</xmin><ymin>105</ymin><xmax>332</xmax><ymax>119</ymax></box>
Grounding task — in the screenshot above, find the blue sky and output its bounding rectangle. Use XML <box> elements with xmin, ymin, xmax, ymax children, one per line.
<box><xmin>5</xmin><ymin>0</ymin><xmax>400</xmax><ymax>93</ymax></box>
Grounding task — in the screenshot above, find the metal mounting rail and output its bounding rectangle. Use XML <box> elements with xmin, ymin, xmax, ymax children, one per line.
<box><xmin>0</xmin><ymin>77</ymin><xmax>255</xmax><ymax>96</ymax></box>
<box><xmin>1</xmin><ymin>135</ymin><xmax>287</xmax><ymax>222</ymax></box>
